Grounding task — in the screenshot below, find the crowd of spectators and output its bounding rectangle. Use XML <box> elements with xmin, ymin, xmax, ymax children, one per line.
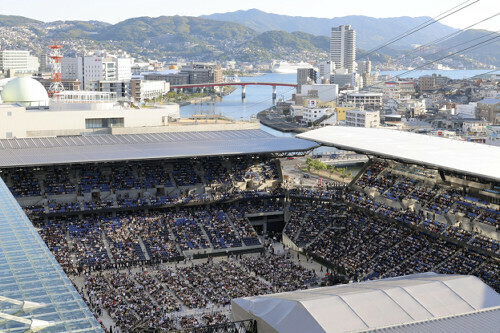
<box><xmin>81</xmin><ymin>252</ymin><xmax>315</xmax><ymax>332</ymax></box>
<box><xmin>286</xmin><ymin>201</ymin><xmax>344</xmax><ymax>247</ymax></box>
<box><xmin>349</xmin><ymin>159</ymin><xmax>499</xmax><ymax>251</ymax></box>
<box><xmin>354</xmin><ymin>160</ymin><xmax>499</xmax><ymax>230</ymax></box>
<box><xmin>0</xmin><ymin>156</ymin><xmax>280</xmax><ymax>199</ymax></box>
<box><xmin>31</xmin><ymin>199</ymin><xmax>286</xmax><ymax>275</ymax></box>
<box><xmin>3</xmin><ymin>155</ymin><xmax>499</xmax><ymax>331</ymax></box>
<box><xmin>240</xmin><ymin>253</ymin><xmax>318</xmax><ymax>292</ymax></box>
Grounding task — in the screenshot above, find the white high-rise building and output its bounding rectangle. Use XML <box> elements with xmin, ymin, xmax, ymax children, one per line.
<box><xmin>62</xmin><ymin>56</ymin><xmax>103</xmax><ymax>90</ymax></box>
<box><xmin>116</xmin><ymin>58</ymin><xmax>132</xmax><ymax>81</ymax></box>
<box><xmin>330</xmin><ymin>25</ymin><xmax>356</xmax><ymax>73</ymax></box>
<box><xmin>62</xmin><ymin>55</ymin><xmax>132</xmax><ymax>91</ymax></box>
<box><xmin>319</xmin><ymin>60</ymin><xmax>335</xmax><ymax>79</ymax></box>
<box><xmin>0</xmin><ymin>50</ymin><xmax>39</xmax><ymax>74</ymax></box>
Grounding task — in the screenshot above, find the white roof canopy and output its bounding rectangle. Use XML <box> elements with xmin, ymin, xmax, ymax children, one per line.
<box><xmin>232</xmin><ymin>273</ymin><xmax>500</xmax><ymax>333</ymax></box>
<box><xmin>297</xmin><ymin>127</ymin><xmax>500</xmax><ymax>181</ymax></box>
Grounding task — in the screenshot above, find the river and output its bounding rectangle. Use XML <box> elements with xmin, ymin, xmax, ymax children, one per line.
<box><xmin>180</xmin><ymin>69</ymin><xmax>494</xmax><ymax>176</ymax></box>
<box><xmin>180</xmin><ymin>69</ymin><xmax>495</xmax><ymax>122</ymax></box>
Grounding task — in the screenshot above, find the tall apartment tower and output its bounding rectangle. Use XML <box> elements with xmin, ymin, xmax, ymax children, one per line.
<box><xmin>330</xmin><ymin>25</ymin><xmax>356</xmax><ymax>73</ymax></box>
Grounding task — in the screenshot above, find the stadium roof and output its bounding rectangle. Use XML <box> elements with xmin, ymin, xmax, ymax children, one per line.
<box><xmin>0</xmin><ymin>178</ymin><xmax>102</xmax><ymax>332</ymax></box>
<box><xmin>0</xmin><ymin>130</ymin><xmax>317</xmax><ymax>167</ymax></box>
<box><xmin>232</xmin><ymin>273</ymin><xmax>500</xmax><ymax>333</ymax></box>
<box><xmin>298</xmin><ymin>127</ymin><xmax>500</xmax><ymax>181</ymax></box>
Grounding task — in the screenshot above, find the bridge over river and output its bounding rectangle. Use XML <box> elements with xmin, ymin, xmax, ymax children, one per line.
<box><xmin>170</xmin><ymin>82</ymin><xmax>298</xmax><ymax>100</ymax></box>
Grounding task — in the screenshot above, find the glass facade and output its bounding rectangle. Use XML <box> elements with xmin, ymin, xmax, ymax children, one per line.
<box><xmin>85</xmin><ymin>118</ymin><xmax>124</xmax><ymax>129</ymax></box>
<box><xmin>0</xmin><ymin>178</ymin><xmax>103</xmax><ymax>332</ymax></box>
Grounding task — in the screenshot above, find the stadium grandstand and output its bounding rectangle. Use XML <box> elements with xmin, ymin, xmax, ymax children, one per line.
<box><xmin>0</xmin><ymin>126</ymin><xmax>499</xmax><ymax>332</ymax></box>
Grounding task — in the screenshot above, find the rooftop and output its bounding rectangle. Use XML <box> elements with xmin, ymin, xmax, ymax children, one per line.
<box><xmin>298</xmin><ymin>126</ymin><xmax>500</xmax><ymax>181</ymax></box>
<box><xmin>0</xmin><ymin>129</ymin><xmax>317</xmax><ymax>168</ymax></box>
<box><xmin>233</xmin><ymin>273</ymin><xmax>500</xmax><ymax>333</ymax></box>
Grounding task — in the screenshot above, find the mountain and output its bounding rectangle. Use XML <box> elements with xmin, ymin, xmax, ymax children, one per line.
<box><xmin>429</xmin><ymin>29</ymin><xmax>500</xmax><ymax>67</ymax></box>
<box><xmin>1</xmin><ymin>12</ymin><xmax>496</xmax><ymax>67</ymax></box>
<box><xmin>233</xmin><ymin>30</ymin><xmax>329</xmax><ymax>61</ymax></box>
<box><xmin>202</xmin><ymin>9</ymin><xmax>458</xmax><ymax>50</ymax></box>
<box><xmin>246</xmin><ymin>31</ymin><xmax>329</xmax><ymax>52</ymax></box>
<box><xmin>95</xmin><ymin>16</ymin><xmax>256</xmax><ymax>42</ymax></box>
<box><xmin>0</xmin><ymin>15</ymin><xmax>41</xmax><ymax>27</ymax></box>
<box><xmin>46</xmin><ymin>20</ymin><xmax>110</xmax><ymax>38</ymax></box>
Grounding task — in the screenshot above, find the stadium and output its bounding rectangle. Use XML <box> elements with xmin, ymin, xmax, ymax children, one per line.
<box><xmin>0</xmin><ymin>125</ymin><xmax>499</xmax><ymax>332</ymax></box>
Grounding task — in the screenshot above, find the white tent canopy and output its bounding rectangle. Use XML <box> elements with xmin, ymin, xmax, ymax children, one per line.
<box><xmin>232</xmin><ymin>273</ymin><xmax>500</xmax><ymax>333</ymax></box>
<box><xmin>297</xmin><ymin>127</ymin><xmax>500</xmax><ymax>181</ymax></box>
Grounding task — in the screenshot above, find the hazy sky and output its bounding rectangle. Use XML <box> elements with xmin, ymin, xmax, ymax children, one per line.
<box><xmin>1</xmin><ymin>0</ymin><xmax>498</xmax><ymax>31</ymax></box>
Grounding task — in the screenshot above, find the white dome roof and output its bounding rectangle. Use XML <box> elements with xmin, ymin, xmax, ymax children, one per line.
<box><xmin>1</xmin><ymin>77</ymin><xmax>49</xmax><ymax>106</ymax></box>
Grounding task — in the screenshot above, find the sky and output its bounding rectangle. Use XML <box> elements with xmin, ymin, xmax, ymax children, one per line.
<box><xmin>0</xmin><ymin>0</ymin><xmax>498</xmax><ymax>31</ymax></box>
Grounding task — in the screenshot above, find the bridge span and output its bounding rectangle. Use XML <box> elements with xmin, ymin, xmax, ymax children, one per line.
<box><xmin>170</xmin><ymin>82</ymin><xmax>297</xmax><ymax>100</ymax></box>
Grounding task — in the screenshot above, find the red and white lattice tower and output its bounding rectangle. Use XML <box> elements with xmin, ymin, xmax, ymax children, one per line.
<box><xmin>48</xmin><ymin>39</ymin><xmax>64</xmax><ymax>96</ymax></box>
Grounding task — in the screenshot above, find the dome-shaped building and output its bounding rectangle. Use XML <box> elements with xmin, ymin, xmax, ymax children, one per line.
<box><xmin>1</xmin><ymin>77</ymin><xmax>49</xmax><ymax>107</ymax></box>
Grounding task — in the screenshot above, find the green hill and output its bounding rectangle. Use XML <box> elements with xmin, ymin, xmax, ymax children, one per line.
<box><xmin>0</xmin><ymin>15</ymin><xmax>41</xmax><ymax>27</ymax></box>
<box><xmin>203</xmin><ymin>9</ymin><xmax>458</xmax><ymax>50</ymax></box>
<box><xmin>95</xmin><ymin>16</ymin><xmax>256</xmax><ymax>42</ymax></box>
<box><xmin>246</xmin><ymin>31</ymin><xmax>329</xmax><ymax>51</ymax></box>
<box><xmin>46</xmin><ymin>20</ymin><xmax>110</xmax><ymax>39</ymax></box>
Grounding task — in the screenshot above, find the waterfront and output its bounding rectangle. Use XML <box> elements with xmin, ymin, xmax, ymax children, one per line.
<box><xmin>180</xmin><ymin>73</ymin><xmax>296</xmax><ymax>121</ymax></box>
<box><xmin>179</xmin><ymin>68</ymin><xmax>496</xmax><ymax>173</ymax></box>
<box><xmin>180</xmin><ymin>69</ymin><xmax>497</xmax><ymax>122</ymax></box>
<box><xmin>377</xmin><ymin>69</ymin><xmax>496</xmax><ymax>80</ymax></box>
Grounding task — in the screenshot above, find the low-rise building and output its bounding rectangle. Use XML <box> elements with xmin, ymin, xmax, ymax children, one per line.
<box><xmin>131</xmin><ymin>79</ymin><xmax>170</xmax><ymax>102</ymax></box>
<box><xmin>300</xmin><ymin>84</ymin><xmax>338</xmax><ymax>102</ymax></box>
<box><xmin>345</xmin><ymin>108</ymin><xmax>380</xmax><ymax>128</ymax></box>
<box><xmin>383</xmin><ymin>81</ymin><xmax>415</xmax><ymax>101</ymax></box>
<box><xmin>476</xmin><ymin>98</ymin><xmax>500</xmax><ymax>124</ymax></box>
<box><xmin>463</xmin><ymin>120</ymin><xmax>491</xmax><ymax>134</ymax></box>
<box><xmin>0</xmin><ymin>77</ymin><xmax>179</xmax><ymax>139</ymax></box>
<box><xmin>346</xmin><ymin>92</ymin><xmax>383</xmax><ymax>109</ymax></box>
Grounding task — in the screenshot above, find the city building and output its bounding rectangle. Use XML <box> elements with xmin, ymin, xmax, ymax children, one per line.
<box><xmin>99</xmin><ymin>80</ymin><xmax>128</xmax><ymax>98</ymax></box>
<box><xmin>144</xmin><ymin>72</ymin><xmax>189</xmax><ymax>85</ymax></box>
<box><xmin>456</xmin><ymin>103</ymin><xmax>477</xmax><ymax>118</ymax></box>
<box><xmin>130</xmin><ymin>79</ymin><xmax>170</xmax><ymax>102</ymax></box>
<box><xmin>300</xmin><ymin>84</ymin><xmax>338</xmax><ymax>102</ymax></box>
<box><xmin>346</xmin><ymin>92</ymin><xmax>383</xmax><ymax>109</ymax></box>
<box><xmin>0</xmin><ymin>50</ymin><xmax>39</xmax><ymax>75</ymax></box>
<box><xmin>39</xmin><ymin>54</ymin><xmax>51</xmax><ymax>73</ymax></box>
<box><xmin>463</xmin><ymin>120</ymin><xmax>490</xmax><ymax>134</ymax></box>
<box><xmin>62</xmin><ymin>56</ymin><xmax>103</xmax><ymax>90</ymax></box>
<box><xmin>419</xmin><ymin>74</ymin><xmax>450</xmax><ymax>92</ymax></box>
<box><xmin>143</xmin><ymin>63</ymin><xmax>222</xmax><ymax>87</ymax></box>
<box><xmin>302</xmin><ymin>103</ymin><xmax>337</xmax><ymax>126</ymax></box>
<box><xmin>0</xmin><ymin>77</ymin><xmax>179</xmax><ymax>139</ymax></box>
<box><xmin>330</xmin><ymin>25</ymin><xmax>356</xmax><ymax>73</ymax></box>
<box><xmin>383</xmin><ymin>81</ymin><xmax>415</xmax><ymax>101</ymax></box>
<box><xmin>345</xmin><ymin>108</ymin><xmax>380</xmax><ymax>127</ymax></box>
<box><xmin>357</xmin><ymin>59</ymin><xmax>372</xmax><ymax>87</ymax></box>
<box><xmin>62</xmin><ymin>56</ymin><xmax>132</xmax><ymax>91</ymax></box>
<box><xmin>297</xmin><ymin>68</ymin><xmax>317</xmax><ymax>93</ymax></box>
<box><xmin>476</xmin><ymin>98</ymin><xmax>500</xmax><ymax>124</ymax></box>
<box><xmin>318</xmin><ymin>60</ymin><xmax>335</xmax><ymax>80</ymax></box>
<box><xmin>330</xmin><ymin>71</ymin><xmax>358</xmax><ymax>89</ymax></box>
<box><xmin>115</xmin><ymin>57</ymin><xmax>132</xmax><ymax>81</ymax></box>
